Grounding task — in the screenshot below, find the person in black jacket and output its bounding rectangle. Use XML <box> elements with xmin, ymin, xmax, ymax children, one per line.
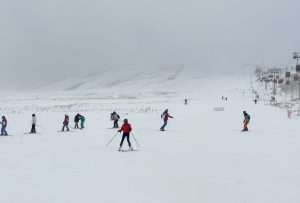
<box><xmin>74</xmin><ymin>114</ymin><xmax>81</xmax><ymax>129</ymax></box>
<box><xmin>242</xmin><ymin>111</ymin><xmax>250</xmax><ymax>131</ymax></box>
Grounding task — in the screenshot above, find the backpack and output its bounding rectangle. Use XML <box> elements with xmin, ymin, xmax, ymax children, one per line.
<box><xmin>246</xmin><ymin>114</ymin><xmax>250</xmax><ymax>120</ymax></box>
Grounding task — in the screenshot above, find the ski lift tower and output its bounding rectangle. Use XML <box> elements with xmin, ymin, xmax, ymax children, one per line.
<box><xmin>293</xmin><ymin>52</ymin><xmax>300</xmax><ymax>114</ymax></box>
<box><xmin>268</xmin><ymin>68</ymin><xmax>280</xmax><ymax>95</ymax></box>
<box><xmin>293</xmin><ymin>52</ymin><xmax>300</xmax><ymax>65</ymax></box>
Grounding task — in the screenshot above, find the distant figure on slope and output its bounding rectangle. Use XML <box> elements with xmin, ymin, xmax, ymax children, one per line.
<box><xmin>242</xmin><ymin>111</ymin><xmax>250</xmax><ymax>132</ymax></box>
<box><xmin>31</xmin><ymin>114</ymin><xmax>37</xmax><ymax>133</ymax></box>
<box><xmin>111</xmin><ymin>111</ymin><xmax>120</xmax><ymax>128</ymax></box>
<box><xmin>160</xmin><ymin>109</ymin><xmax>173</xmax><ymax>131</ymax></box>
<box><xmin>74</xmin><ymin>113</ymin><xmax>81</xmax><ymax>129</ymax></box>
<box><xmin>287</xmin><ymin>109</ymin><xmax>292</xmax><ymax>119</ymax></box>
<box><xmin>222</xmin><ymin>96</ymin><xmax>224</xmax><ymax>100</ymax></box>
<box><xmin>185</xmin><ymin>99</ymin><xmax>188</xmax><ymax>105</ymax></box>
<box><xmin>118</xmin><ymin>119</ymin><xmax>133</xmax><ymax>151</ymax></box>
<box><xmin>254</xmin><ymin>99</ymin><xmax>258</xmax><ymax>104</ymax></box>
<box><xmin>62</xmin><ymin>114</ymin><xmax>70</xmax><ymax>131</ymax></box>
<box><xmin>0</xmin><ymin>116</ymin><xmax>8</xmax><ymax>135</ymax></box>
<box><xmin>80</xmin><ymin>115</ymin><xmax>85</xmax><ymax>129</ymax></box>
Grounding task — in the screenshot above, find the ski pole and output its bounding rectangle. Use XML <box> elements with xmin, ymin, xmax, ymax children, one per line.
<box><xmin>130</xmin><ymin>132</ymin><xmax>140</xmax><ymax>148</ymax></box>
<box><xmin>106</xmin><ymin>132</ymin><xmax>119</xmax><ymax>146</ymax></box>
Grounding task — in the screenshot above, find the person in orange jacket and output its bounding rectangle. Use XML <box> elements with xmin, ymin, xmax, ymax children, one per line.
<box><xmin>118</xmin><ymin>119</ymin><xmax>133</xmax><ymax>151</ymax></box>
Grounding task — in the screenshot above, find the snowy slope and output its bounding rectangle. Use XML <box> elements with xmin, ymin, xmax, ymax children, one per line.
<box><xmin>0</xmin><ymin>72</ymin><xmax>299</xmax><ymax>203</ymax></box>
<box><xmin>35</xmin><ymin>66</ymin><xmax>188</xmax><ymax>93</ymax></box>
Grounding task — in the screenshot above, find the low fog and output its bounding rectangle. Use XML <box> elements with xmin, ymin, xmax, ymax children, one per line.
<box><xmin>0</xmin><ymin>0</ymin><xmax>299</xmax><ymax>89</ymax></box>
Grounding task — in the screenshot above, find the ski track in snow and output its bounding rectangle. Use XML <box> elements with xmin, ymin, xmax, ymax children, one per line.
<box><xmin>0</xmin><ymin>74</ymin><xmax>299</xmax><ymax>203</ymax></box>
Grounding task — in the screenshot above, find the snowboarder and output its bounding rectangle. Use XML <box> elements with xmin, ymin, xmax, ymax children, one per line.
<box><xmin>0</xmin><ymin>116</ymin><xmax>8</xmax><ymax>135</ymax></box>
<box><xmin>31</xmin><ymin>114</ymin><xmax>37</xmax><ymax>133</ymax></box>
<box><xmin>74</xmin><ymin>113</ymin><xmax>81</xmax><ymax>129</ymax></box>
<box><xmin>62</xmin><ymin>114</ymin><xmax>70</xmax><ymax>131</ymax></box>
<box><xmin>160</xmin><ymin>109</ymin><xmax>173</xmax><ymax>131</ymax></box>
<box><xmin>118</xmin><ymin>119</ymin><xmax>133</xmax><ymax>151</ymax></box>
<box><xmin>111</xmin><ymin>111</ymin><xmax>120</xmax><ymax>128</ymax></box>
<box><xmin>242</xmin><ymin>111</ymin><xmax>250</xmax><ymax>132</ymax></box>
<box><xmin>80</xmin><ymin>115</ymin><xmax>85</xmax><ymax>129</ymax></box>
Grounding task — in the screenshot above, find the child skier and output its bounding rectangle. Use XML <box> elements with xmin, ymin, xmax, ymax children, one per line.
<box><xmin>74</xmin><ymin>113</ymin><xmax>81</xmax><ymax>129</ymax></box>
<box><xmin>62</xmin><ymin>114</ymin><xmax>70</xmax><ymax>131</ymax></box>
<box><xmin>242</xmin><ymin>111</ymin><xmax>250</xmax><ymax>132</ymax></box>
<box><xmin>80</xmin><ymin>115</ymin><xmax>85</xmax><ymax>129</ymax></box>
<box><xmin>160</xmin><ymin>109</ymin><xmax>173</xmax><ymax>131</ymax></box>
<box><xmin>118</xmin><ymin>119</ymin><xmax>133</xmax><ymax>151</ymax></box>
<box><xmin>31</xmin><ymin>114</ymin><xmax>37</xmax><ymax>133</ymax></box>
<box><xmin>0</xmin><ymin>116</ymin><xmax>8</xmax><ymax>135</ymax></box>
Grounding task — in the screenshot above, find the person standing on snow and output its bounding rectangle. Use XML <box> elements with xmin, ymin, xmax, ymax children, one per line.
<box><xmin>80</xmin><ymin>115</ymin><xmax>85</xmax><ymax>129</ymax></box>
<box><xmin>185</xmin><ymin>99</ymin><xmax>188</xmax><ymax>105</ymax></box>
<box><xmin>31</xmin><ymin>114</ymin><xmax>37</xmax><ymax>133</ymax></box>
<box><xmin>160</xmin><ymin>109</ymin><xmax>173</xmax><ymax>131</ymax></box>
<box><xmin>62</xmin><ymin>114</ymin><xmax>70</xmax><ymax>131</ymax></box>
<box><xmin>242</xmin><ymin>111</ymin><xmax>250</xmax><ymax>132</ymax></box>
<box><xmin>111</xmin><ymin>111</ymin><xmax>120</xmax><ymax>128</ymax></box>
<box><xmin>118</xmin><ymin>119</ymin><xmax>133</xmax><ymax>151</ymax></box>
<box><xmin>0</xmin><ymin>116</ymin><xmax>8</xmax><ymax>135</ymax></box>
<box><xmin>74</xmin><ymin>113</ymin><xmax>81</xmax><ymax>129</ymax></box>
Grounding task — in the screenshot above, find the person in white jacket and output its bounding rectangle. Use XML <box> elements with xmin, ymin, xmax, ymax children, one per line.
<box><xmin>31</xmin><ymin>114</ymin><xmax>37</xmax><ymax>133</ymax></box>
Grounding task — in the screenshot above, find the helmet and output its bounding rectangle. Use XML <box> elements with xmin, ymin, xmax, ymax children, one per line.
<box><xmin>124</xmin><ymin>119</ymin><xmax>128</xmax><ymax>123</ymax></box>
<box><xmin>243</xmin><ymin>111</ymin><xmax>246</xmax><ymax>114</ymax></box>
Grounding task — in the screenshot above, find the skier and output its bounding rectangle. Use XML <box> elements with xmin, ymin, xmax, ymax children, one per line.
<box><xmin>0</xmin><ymin>116</ymin><xmax>8</xmax><ymax>135</ymax></box>
<box><xmin>74</xmin><ymin>113</ymin><xmax>81</xmax><ymax>129</ymax></box>
<box><xmin>185</xmin><ymin>99</ymin><xmax>188</xmax><ymax>105</ymax></box>
<box><xmin>254</xmin><ymin>99</ymin><xmax>258</xmax><ymax>104</ymax></box>
<box><xmin>118</xmin><ymin>119</ymin><xmax>133</xmax><ymax>151</ymax></box>
<box><xmin>242</xmin><ymin>111</ymin><xmax>250</xmax><ymax>132</ymax></box>
<box><xmin>160</xmin><ymin>109</ymin><xmax>173</xmax><ymax>131</ymax></box>
<box><xmin>62</xmin><ymin>114</ymin><xmax>70</xmax><ymax>131</ymax></box>
<box><xmin>31</xmin><ymin>114</ymin><xmax>37</xmax><ymax>133</ymax></box>
<box><xmin>111</xmin><ymin>111</ymin><xmax>120</xmax><ymax>128</ymax></box>
<box><xmin>80</xmin><ymin>115</ymin><xmax>85</xmax><ymax>129</ymax></box>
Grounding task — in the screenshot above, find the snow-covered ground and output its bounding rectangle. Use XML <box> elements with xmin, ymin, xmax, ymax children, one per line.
<box><xmin>0</xmin><ymin>69</ymin><xmax>299</xmax><ymax>203</ymax></box>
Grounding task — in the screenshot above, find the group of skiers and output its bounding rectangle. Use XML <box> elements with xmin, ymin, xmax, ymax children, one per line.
<box><xmin>62</xmin><ymin>114</ymin><xmax>85</xmax><ymax>132</ymax></box>
<box><xmin>0</xmin><ymin>105</ymin><xmax>251</xmax><ymax>151</ymax></box>
<box><xmin>222</xmin><ymin>96</ymin><xmax>228</xmax><ymax>101</ymax></box>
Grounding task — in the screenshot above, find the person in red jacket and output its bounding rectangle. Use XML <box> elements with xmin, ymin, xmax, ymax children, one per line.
<box><xmin>62</xmin><ymin>114</ymin><xmax>70</xmax><ymax>131</ymax></box>
<box><xmin>118</xmin><ymin>119</ymin><xmax>133</xmax><ymax>151</ymax></box>
<box><xmin>0</xmin><ymin>116</ymin><xmax>8</xmax><ymax>135</ymax></box>
<box><xmin>160</xmin><ymin>109</ymin><xmax>173</xmax><ymax>131</ymax></box>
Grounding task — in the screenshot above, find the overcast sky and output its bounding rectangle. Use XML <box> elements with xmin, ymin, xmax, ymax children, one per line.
<box><xmin>0</xmin><ymin>0</ymin><xmax>299</xmax><ymax>88</ymax></box>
